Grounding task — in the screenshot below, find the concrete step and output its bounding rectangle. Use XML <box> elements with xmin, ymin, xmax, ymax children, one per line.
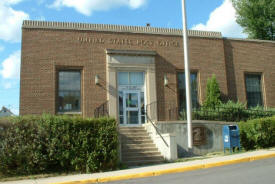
<box><xmin>119</xmin><ymin>127</ymin><xmax>146</xmax><ymax>130</ymax></box>
<box><xmin>122</xmin><ymin>155</ymin><xmax>164</xmax><ymax>162</ymax></box>
<box><xmin>119</xmin><ymin>131</ymin><xmax>147</xmax><ymax>134</ymax></box>
<box><xmin>121</xmin><ymin>147</ymin><xmax>159</xmax><ymax>153</ymax></box>
<box><xmin>119</xmin><ymin>126</ymin><xmax>164</xmax><ymax>166</ymax></box>
<box><xmin>119</xmin><ymin>127</ymin><xmax>145</xmax><ymax>131</ymax></box>
<box><xmin>122</xmin><ymin>151</ymin><xmax>162</xmax><ymax>158</ymax></box>
<box><xmin>121</xmin><ymin>136</ymin><xmax>152</xmax><ymax>141</ymax></box>
<box><xmin>121</xmin><ymin>143</ymin><xmax>157</xmax><ymax>149</ymax></box>
<box><xmin>120</xmin><ymin>132</ymin><xmax>149</xmax><ymax>137</ymax></box>
<box><xmin>123</xmin><ymin>159</ymin><xmax>164</xmax><ymax>166</ymax></box>
<box><xmin>121</xmin><ymin>139</ymin><xmax>154</xmax><ymax>144</ymax></box>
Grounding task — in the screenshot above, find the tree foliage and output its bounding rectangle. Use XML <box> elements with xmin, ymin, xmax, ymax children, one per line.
<box><xmin>232</xmin><ymin>0</ymin><xmax>275</xmax><ymax>40</ymax></box>
<box><xmin>203</xmin><ymin>74</ymin><xmax>222</xmax><ymax>109</ymax></box>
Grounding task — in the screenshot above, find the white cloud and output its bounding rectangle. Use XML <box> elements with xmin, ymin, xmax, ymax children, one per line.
<box><xmin>0</xmin><ymin>50</ymin><xmax>21</xmax><ymax>79</ymax></box>
<box><xmin>11</xmin><ymin>108</ymin><xmax>19</xmax><ymax>115</ymax></box>
<box><xmin>51</xmin><ymin>0</ymin><xmax>147</xmax><ymax>16</ymax></box>
<box><xmin>0</xmin><ymin>0</ymin><xmax>24</xmax><ymax>5</ymax></box>
<box><xmin>4</xmin><ymin>82</ymin><xmax>12</xmax><ymax>89</ymax></box>
<box><xmin>191</xmin><ymin>0</ymin><xmax>247</xmax><ymax>38</ymax></box>
<box><xmin>129</xmin><ymin>0</ymin><xmax>146</xmax><ymax>9</ymax></box>
<box><xmin>0</xmin><ymin>0</ymin><xmax>29</xmax><ymax>43</ymax></box>
<box><xmin>10</xmin><ymin>107</ymin><xmax>19</xmax><ymax>115</ymax></box>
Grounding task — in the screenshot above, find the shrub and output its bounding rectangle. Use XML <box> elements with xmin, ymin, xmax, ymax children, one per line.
<box><xmin>191</xmin><ymin>101</ymin><xmax>247</xmax><ymax>122</ymax></box>
<box><xmin>0</xmin><ymin>115</ymin><xmax>118</xmax><ymax>176</ymax></box>
<box><xmin>218</xmin><ymin>101</ymin><xmax>248</xmax><ymax>121</ymax></box>
<box><xmin>246</xmin><ymin>106</ymin><xmax>275</xmax><ymax>120</ymax></box>
<box><xmin>0</xmin><ymin>117</ymin><xmax>13</xmax><ymax>145</ymax></box>
<box><xmin>203</xmin><ymin>74</ymin><xmax>222</xmax><ymax>109</ymax></box>
<box><xmin>189</xmin><ymin>101</ymin><xmax>275</xmax><ymax>122</ymax></box>
<box><xmin>220</xmin><ymin>100</ymin><xmax>246</xmax><ymax>110</ymax></box>
<box><xmin>239</xmin><ymin>116</ymin><xmax>275</xmax><ymax>150</ymax></box>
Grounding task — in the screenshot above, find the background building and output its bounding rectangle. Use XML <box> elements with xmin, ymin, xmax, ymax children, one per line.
<box><xmin>0</xmin><ymin>106</ymin><xmax>14</xmax><ymax>117</ymax></box>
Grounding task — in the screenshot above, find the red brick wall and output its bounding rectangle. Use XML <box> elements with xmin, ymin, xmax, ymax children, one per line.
<box><xmin>20</xmin><ymin>28</ymin><xmax>275</xmax><ymax>118</ymax></box>
<box><xmin>224</xmin><ymin>39</ymin><xmax>275</xmax><ymax>107</ymax></box>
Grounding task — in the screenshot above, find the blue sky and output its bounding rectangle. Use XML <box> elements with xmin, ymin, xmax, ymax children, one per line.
<box><xmin>0</xmin><ymin>0</ymin><xmax>246</xmax><ymax>115</ymax></box>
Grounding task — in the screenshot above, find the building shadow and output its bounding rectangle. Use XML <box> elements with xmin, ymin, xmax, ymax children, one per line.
<box><xmin>223</xmin><ymin>39</ymin><xmax>237</xmax><ymax>102</ymax></box>
<box><xmin>155</xmin><ymin>54</ymin><xmax>179</xmax><ymax>121</ymax></box>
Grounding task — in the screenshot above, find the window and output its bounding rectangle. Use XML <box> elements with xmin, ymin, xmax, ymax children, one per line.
<box><xmin>58</xmin><ymin>71</ymin><xmax>81</xmax><ymax>113</ymax></box>
<box><xmin>118</xmin><ymin>72</ymin><xmax>144</xmax><ymax>86</ymax></box>
<box><xmin>245</xmin><ymin>74</ymin><xmax>263</xmax><ymax>108</ymax></box>
<box><xmin>177</xmin><ymin>72</ymin><xmax>199</xmax><ymax>111</ymax></box>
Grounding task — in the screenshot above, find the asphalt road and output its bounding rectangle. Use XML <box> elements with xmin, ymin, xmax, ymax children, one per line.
<box><xmin>105</xmin><ymin>157</ymin><xmax>275</xmax><ymax>184</ymax></box>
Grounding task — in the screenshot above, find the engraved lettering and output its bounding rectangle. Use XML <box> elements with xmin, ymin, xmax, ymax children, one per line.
<box><xmin>78</xmin><ymin>37</ymin><xmax>105</xmax><ymax>44</ymax></box>
<box><xmin>137</xmin><ymin>40</ymin><xmax>154</xmax><ymax>47</ymax></box>
<box><xmin>109</xmin><ymin>38</ymin><xmax>134</xmax><ymax>45</ymax></box>
<box><xmin>158</xmin><ymin>40</ymin><xmax>180</xmax><ymax>47</ymax></box>
<box><xmin>78</xmin><ymin>37</ymin><xmax>179</xmax><ymax>47</ymax></box>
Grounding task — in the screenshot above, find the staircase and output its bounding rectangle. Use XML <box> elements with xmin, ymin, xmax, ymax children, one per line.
<box><xmin>119</xmin><ymin>126</ymin><xmax>164</xmax><ymax>166</ymax></box>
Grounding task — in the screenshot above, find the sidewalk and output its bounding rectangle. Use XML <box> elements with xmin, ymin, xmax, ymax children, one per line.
<box><xmin>1</xmin><ymin>148</ymin><xmax>275</xmax><ymax>184</ymax></box>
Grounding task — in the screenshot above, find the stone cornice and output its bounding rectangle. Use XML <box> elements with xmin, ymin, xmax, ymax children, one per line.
<box><xmin>22</xmin><ymin>20</ymin><xmax>222</xmax><ymax>38</ymax></box>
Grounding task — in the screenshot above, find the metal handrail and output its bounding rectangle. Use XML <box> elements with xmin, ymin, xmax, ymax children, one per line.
<box><xmin>144</xmin><ymin>102</ymin><xmax>169</xmax><ymax>147</ymax></box>
<box><xmin>94</xmin><ymin>101</ymin><xmax>109</xmax><ymax>118</ymax></box>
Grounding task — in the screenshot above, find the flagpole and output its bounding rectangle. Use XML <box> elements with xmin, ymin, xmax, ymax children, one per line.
<box><xmin>181</xmin><ymin>0</ymin><xmax>193</xmax><ymax>149</ymax></box>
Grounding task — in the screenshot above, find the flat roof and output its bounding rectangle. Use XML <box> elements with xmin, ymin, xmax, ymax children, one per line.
<box><xmin>22</xmin><ymin>20</ymin><xmax>222</xmax><ymax>38</ymax></box>
<box><xmin>22</xmin><ymin>20</ymin><xmax>275</xmax><ymax>44</ymax></box>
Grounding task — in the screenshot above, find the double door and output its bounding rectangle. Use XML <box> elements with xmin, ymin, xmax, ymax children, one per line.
<box><xmin>121</xmin><ymin>90</ymin><xmax>144</xmax><ymax>125</ymax></box>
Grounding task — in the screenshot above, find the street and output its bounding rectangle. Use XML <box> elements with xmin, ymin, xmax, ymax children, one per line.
<box><xmin>105</xmin><ymin>157</ymin><xmax>275</xmax><ymax>184</ymax></box>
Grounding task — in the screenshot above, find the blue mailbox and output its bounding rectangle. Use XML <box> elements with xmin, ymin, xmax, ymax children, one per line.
<box><xmin>223</xmin><ymin>125</ymin><xmax>241</xmax><ymax>153</ymax></box>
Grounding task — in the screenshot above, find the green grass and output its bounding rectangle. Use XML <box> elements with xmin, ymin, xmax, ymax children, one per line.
<box><xmin>175</xmin><ymin>148</ymin><xmax>246</xmax><ymax>163</ymax></box>
<box><xmin>1</xmin><ymin>147</ymin><xmax>274</xmax><ymax>182</ymax></box>
<box><xmin>0</xmin><ymin>162</ymin><xmax>129</xmax><ymax>182</ymax></box>
<box><xmin>175</xmin><ymin>147</ymin><xmax>275</xmax><ymax>163</ymax></box>
<box><xmin>0</xmin><ymin>172</ymin><xmax>75</xmax><ymax>182</ymax></box>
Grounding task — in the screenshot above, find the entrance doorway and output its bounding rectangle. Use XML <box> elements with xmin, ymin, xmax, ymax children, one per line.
<box><xmin>123</xmin><ymin>90</ymin><xmax>141</xmax><ymax>124</ymax></box>
<box><xmin>118</xmin><ymin>72</ymin><xmax>145</xmax><ymax>125</ymax></box>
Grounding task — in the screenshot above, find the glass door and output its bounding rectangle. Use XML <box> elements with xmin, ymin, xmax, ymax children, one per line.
<box><xmin>117</xmin><ymin>71</ymin><xmax>146</xmax><ymax>125</ymax></box>
<box><xmin>123</xmin><ymin>90</ymin><xmax>141</xmax><ymax>125</ymax></box>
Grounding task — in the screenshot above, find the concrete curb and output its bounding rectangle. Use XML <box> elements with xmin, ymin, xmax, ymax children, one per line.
<box><xmin>49</xmin><ymin>153</ymin><xmax>275</xmax><ymax>184</ymax></box>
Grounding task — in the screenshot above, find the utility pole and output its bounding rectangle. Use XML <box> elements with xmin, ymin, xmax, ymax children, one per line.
<box><xmin>181</xmin><ymin>0</ymin><xmax>193</xmax><ymax>149</ymax></box>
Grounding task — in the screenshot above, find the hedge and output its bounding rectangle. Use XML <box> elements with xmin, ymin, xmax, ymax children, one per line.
<box><xmin>0</xmin><ymin>115</ymin><xmax>118</xmax><ymax>176</ymax></box>
<box><xmin>239</xmin><ymin>116</ymin><xmax>275</xmax><ymax>150</ymax></box>
<box><xmin>179</xmin><ymin>101</ymin><xmax>275</xmax><ymax>122</ymax></box>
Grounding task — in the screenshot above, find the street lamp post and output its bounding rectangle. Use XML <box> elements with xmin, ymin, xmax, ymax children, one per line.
<box><xmin>181</xmin><ymin>0</ymin><xmax>193</xmax><ymax>149</ymax></box>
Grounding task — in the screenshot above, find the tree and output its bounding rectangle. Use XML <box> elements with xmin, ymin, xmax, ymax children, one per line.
<box><xmin>203</xmin><ymin>74</ymin><xmax>222</xmax><ymax>109</ymax></box>
<box><xmin>232</xmin><ymin>0</ymin><xmax>275</xmax><ymax>40</ymax></box>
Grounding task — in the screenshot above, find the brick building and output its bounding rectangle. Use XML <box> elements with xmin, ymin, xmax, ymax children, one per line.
<box><xmin>20</xmin><ymin>20</ymin><xmax>275</xmax><ymax>124</ymax></box>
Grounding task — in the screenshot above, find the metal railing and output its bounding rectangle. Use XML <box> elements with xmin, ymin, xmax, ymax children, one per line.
<box><xmin>144</xmin><ymin>101</ymin><xmax>169</xmax><ymax>147</ymax></box>
<box><xmin>168</xmin><ymin>106</ymin><xmax>275</xmax><ymax>122</ymax></box>
<box><xmin>94</xmin><ymin>101</ymin><xmax>109</xmax><ymax>118</ymax></box>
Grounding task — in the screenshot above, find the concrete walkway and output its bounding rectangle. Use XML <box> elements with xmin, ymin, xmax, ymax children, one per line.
<box><xmin>1</xmin><ymin>148</ymin><xmax>275</xmax><ymax>184</ymax></box>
